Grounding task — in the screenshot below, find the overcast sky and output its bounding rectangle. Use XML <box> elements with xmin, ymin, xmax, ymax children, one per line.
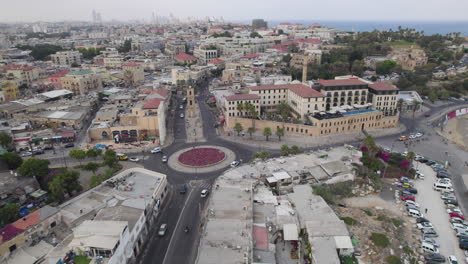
<box><xmin>1</xmin><ymin>0</ymin><xmax>468</xmax><ymax>22</ymax></box>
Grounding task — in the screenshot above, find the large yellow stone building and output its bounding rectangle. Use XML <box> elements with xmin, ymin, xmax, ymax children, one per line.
<box><xmin>0</xmin><ymin>81</ymin><xmax>20</xmax><ymax>101</ymax></box>
<box><xmin>61</xmin><ymin>69</ymin><xmax>103</xmax><ymax>95</ymax></box>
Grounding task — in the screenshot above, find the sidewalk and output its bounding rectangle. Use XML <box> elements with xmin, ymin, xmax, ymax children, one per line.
<box><xmin>186</xmin><ymin>103</ymin><xmax>206</xmax><ymax>143</ymax></box>
<box><xmin>220</xmin><ymin>124</ymin><xmax>405</xmax><ymax>150</ymax></box>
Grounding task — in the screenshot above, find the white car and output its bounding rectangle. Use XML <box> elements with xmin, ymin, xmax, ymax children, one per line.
<box><xmin>150</xmin><ymin>147</ymin><xmax>161</xmax><ymax>154</ymax></box>
<box><xmin>405</xmin><ymin>200</ymin><xmax>420</xmax><ymax>207</ymax></box>
<box><xmin>158</xmin><ymin>223</ymin><xmax>167</xmax><ymax>236</ymax></box>
<box><xmin>402</xmin><ymin>151</ymin><xmax>408</xmax><ymax>156</ymax></box>
<box><xmin>180</xmin><ymin>113</ymin><xmax>184</xmax><ymax>118</ymax></box>
<box><xmin>409</xmin><ymin>135</ymin><xmax>416</xmax><ymax>139</ymax></box>
<box><xmin>415</xmin><ymin>132</ymin><xmax>423</xmax><ymax>138</ymax></box>
<box><xmin>21</xmin><ymin>151</ymin><xmax>33</xmax><ymax>157</ymax></box>
<box><xmin>162</xmin><ymin>156</ymin><xmax>168</xmax><ymax>163</ymax></box>
<box><xmin>447</xmin><ymin>255</ymin><xmax>458</xmax><ymax>264</ymax></box>
<box><xmin>230</xmin><ymin>161</ymin><xmax>240</xmax><ymax>167</ymax></box>
<box><xmin>201</xmin><ymin>189</ymin><xmax>209</xmax><ymax>198</ymax></box>
<box><xmin>451</xmin><ymin>222</ymin><xmax>468</xmax><ymax>231</ymax></box>
<box><xmin>129</xmin><ymin>157</ymin><xmax>140</xmax><ymax>162</ymax></box>
<box><xmin>441</xmin><ymin>193</ymin><xmax>456</xmax><ymax>200</ymax></box>
<box><xmin>179</xmin><ymin>105</ymin><xmax>183</xmax><ymax>109</ymax></box>
<box><xmin>417</xmin><ymin>222</ymin><xmax>434</xmax><ymax>229</ymax></box>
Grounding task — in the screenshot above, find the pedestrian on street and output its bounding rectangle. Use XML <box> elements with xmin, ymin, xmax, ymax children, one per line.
<box><xmin>425</xmin><ymin>208</ymin><xmax>428</xmax><ymax>214</ymax></box>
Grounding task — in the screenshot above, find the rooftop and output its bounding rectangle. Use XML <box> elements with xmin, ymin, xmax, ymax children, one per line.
<box><xmin>317</xmin><ymin>78</ymin><xmax>368</xmax><ymax>87</ymax></box>
<box><xmin>288</xmin><ymin>84</ymin><xmax>325</xmax><ymax>98</ymax></box>
<box><xmin>66</xmin><ymin>69</ymin><xmax>93</xmax><ymax>76</ymax></box>
<box><xmin>368</xmin><ymin>82</ymin><xmax>399</xmax><ymax>91</ymax></box>
<box><xmin>225</xmin><ymin>94</ymin><xmax>260</xmax><ymax>101</ymax></box>
<box><xmin>174</xmin><ymin>53</ymin><xmax>198</xmax><ymax>62</ymax></box>
<box><xmin>143</xmin><ymin>97</ymin><xmax>165</xmax><ymax>109</ymax></box>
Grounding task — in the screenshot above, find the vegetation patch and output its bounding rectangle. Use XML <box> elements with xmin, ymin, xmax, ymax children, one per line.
<box><xmin>385</xmin><ymin>256</ymin><xmax>402</xmax><ymax>264</ymax></box>
<box><xmin>362</xmin><ymin>209</ymin><xmax>373</xmax><ymax>216</ymax></box>
<box><xmin>341</xmin><ymin>217</ymin><xmax>359</xmax><ymax>226</ymax></box>
<box><xmin>370</xmin><ymin>233</ymin><xmax>390</xmax><ymax>248</ymax></box>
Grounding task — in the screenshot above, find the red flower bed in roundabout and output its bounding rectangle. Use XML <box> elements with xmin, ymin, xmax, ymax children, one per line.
<box><xmin>178</xmin><ymin>147</ymin><xmax>226</xmax><ymax>167</ymax></box>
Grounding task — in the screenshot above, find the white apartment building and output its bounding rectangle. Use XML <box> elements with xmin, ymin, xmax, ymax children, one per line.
<box><xmin>50</xmin><ymin>51</ymin><xmax>82</xmax><ymax>66</ymax></box>
<box><xmin>103</xmin><ymin>56</ymin><xmax>124</xmax><ymax>68</ymax></box>
<box><xmin>200</xmin><ymin>37</ymin><xmax>275</xmax><ymax>56</ymax></box>
<box><xmin>194</xmin><ymin>46</ymin><xmax>218</xmax><ymax>64</ymax></box>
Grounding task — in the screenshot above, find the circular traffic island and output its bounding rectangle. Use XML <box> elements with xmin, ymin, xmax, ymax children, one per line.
<box><xmin>168</xmin><ymin>145</ymin><xmax>236</xmax><ymax>173</ymax></box>
<box><xmin>178</xmin><ymin>147</ymin><xmax>226</xmax><ymax>167</ymax></box>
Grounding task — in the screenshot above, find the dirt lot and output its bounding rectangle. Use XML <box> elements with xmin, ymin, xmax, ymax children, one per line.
<box><xmin>336</xmin><ymin>195</ymin><xmax>421</xmax><ymax>264</ymax></box>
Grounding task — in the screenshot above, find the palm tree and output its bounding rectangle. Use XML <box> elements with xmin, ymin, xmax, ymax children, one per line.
<box><xmin>263</xmin><ymin>127</ymin><xmax>272</xmax><ymax>141</ymax></box>
<box><xmin>412</xmin><ymin>101</ymin><xmax>421</xmax><ymax>119</ymax></box>
<box><xmin>247</xmin><ymin>127</ymin><xmax>255</xmax><ymax>139</ymax></box>
<box><xmin>234</xmin><ymin>122</ymin><xmax>243</xmax><ymax>136</ymax></box>
<box><xmin>276</xmin><ymin>127</ymin><xmax>285</xmax><ymax>141</ymax></box>
<box><xmin>236</xmin><ymin>102</ymin><xmax>244</xmax><ymax>117</ymax></box>
<box><xmin>397</xmin><ymin>98</ymin><xmax>404</xmax><ymax>119</ymax></box>
<box><xmin>406</xmin><ymin>152</ymin><xmax>415</xmax><ymax>172</ymax></box>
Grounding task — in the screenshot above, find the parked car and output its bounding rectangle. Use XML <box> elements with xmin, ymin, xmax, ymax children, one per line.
<box><xmin>201</xmin><ymin>189</ymin><xmax>209</xmax><ymax>198</ymax></box>
<box><xmin>419</xmin><ymin>158</ymin><xmax>429</xmax><ymax>163</ymax></box>
<box><xmin>421</xmin><ymin>228</ymin><xmax>438</xmax><ymax>237</ymax></box>
<box><xmin>445</xmin><ymin>199</ymin><xmax>459</xmax><ymax>206</ymax></box>
<box><xmin>158</xmin><ymin>223</ymin><xmax>167</xmax><ymax>236</ymax></box>
<box><xmin>401</xmin><ymin>195</ymin><xmax>415</xmax><ymax>202</ymax></box>
<box><xmin>407</xmin><ymin>187</ymin><xmax>418</xmax><ymax>194</ymax></box>
<box><xmin>447</xmin><ymin>208</ymin><xmax>463</xmax><ymax>215</ymax></box>
<box><xmin>424</xmin><ymin>253</ymin><xmax>445</xmax><ymax>262</ymax></box>
<box><xmin>150</xmin><ymin>147</ymin><xmax>161</xmax><ymax>154</ymax></box>
<box><xmin>450</xmin><ymin>212</ymin><xmax>465</xmax><ymax>220</ymax></box>
<box><xmin>21</xmin><ymin>151</ymin><xmax>33</xmax><ymax>157</ymax></box>
<box><xmin>447</xmin><ymin>255</ymin><xmax>458</xmax><ymax>264</ymax></box>
<box><xmin>64</xmin><ymin>143</ymin><xmax>75</xmax><ymax>148</ymax></box>
<box><xmin>162</xmin><ymin>155</ymin><xmax>168</xmax><ymax>163</ymax></box>
<box><xmin>420</xmin><ymin>237</ymin><xmax>440</xmax><ymax>247</ymax></box>
<box><xmin>422</xmin><ymin>241</ymin><xmax>439</xmax><ymax>253</ymax></box>
<box><xmin>426</xmin><ymin>160</ymin><xmax>436</xmax><ymax>166</ymax></box>
<box><xmin>405</xmin><ymin>200</ymin><xmax>419</xmax><ymax>207</ymax></box>
<box><xmin>417</xmin><ymin>222</ymin><xmax>434</xmax><ymax>229</ymax></box>
<box><xmin>450</xmin><ymin>218</ymin><xmax>468</xmax><ymax>225</ymax></box>
<box><xmin>451</xmin><ymin>222</ymin><xmax>467</xmax><ymax>231</ymax></box>
<box><xmin>417</xmin><ymin>217</ymin><xmax>430</xmax><ymax>223</ymax></box>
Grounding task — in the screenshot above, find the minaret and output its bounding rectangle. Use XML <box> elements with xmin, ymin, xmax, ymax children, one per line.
<box><xmin>302</xmin><ymin>55</ymin><xmax>308</xmax><ymax>83</ymax></box>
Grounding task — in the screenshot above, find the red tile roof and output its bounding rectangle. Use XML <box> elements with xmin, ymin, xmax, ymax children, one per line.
<box><xmin>150</xmin><ymin>89</ymin><xmax>170</xmax><ymax>98</ymax></box>
<box><xmin>143</xmin><ymin>98</ymin><xmax>165</xmax><ymax>109</ymax></box>
<box><xmin>369</xmin><ymin>82</ymin><xmax>399</xmax><ymax>91</ymax></box>
<box><xmin>317</xmin><ymin>79</ymin><xmax>368</xmax><ymax>87</ymax></box>
<box><xmin>225</xmin><ymin>94</ymin><xmax>260</xmax><ymax>101</ymax></box>
<box><xmin>288</xmin><ymin>84</ymin><xmax>325</xmax><ymax>98</ymax></box>
<box><xmin>122</xmin><ymin>62</ymin><xmax>140</xmax><ymax>67</ymax></box>
<box><xmin>174</xmin><ymin>53</ymin><xmax>198</xmax><ymax>62</ymax></box>
<box><xmin>242</xmin><ymin>54</ymin><xmax>261</xmax><ymax>59</ymax></box>
<box><xmin>251</xmin><ymin>84</ymin><xmax>325</xmax><ymax>98</ymax></box>
<box><xmin>11</xmin><ymin>210</ymin><xmax>41</xmax><ymax>230</ymax></box>
<box><xmin>208</xmin><ymin>58</ymin><xmax>225</xmax><ymax>64</ymax></box>
<box><xmin>48</xmin><ymin>70</ymin><xmax>70</xmax><ymax>78</ymax></box>
<box><xmin>279</xmin><ymin>22</ymin><xmax>292</xmax><ymax>25</ymax></box>
<box><xmin>5</xmin><ymin>64</ymin><xmax>36</xmax><ymax>71</ymax></box>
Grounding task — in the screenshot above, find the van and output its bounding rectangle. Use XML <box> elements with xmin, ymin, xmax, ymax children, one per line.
<box><xmin>421</xmin><ymin>242</ymin><xmax>439</xmax><ymax>253</ymax></box>
<box><xmin>433</xmin><ymin>182</ymin><xmax>454</xmax><ymax>192</ymax></box>
<box><xmin>408</xmin><ymin>208</ymin><xmax>423</xmax><ymax>218</ymax></box>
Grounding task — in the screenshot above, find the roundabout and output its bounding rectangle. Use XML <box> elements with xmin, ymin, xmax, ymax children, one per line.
<box><xmin>168</xmin><ymin>145</ymin><xmax>236</xmax><ymax>173</ymax></box>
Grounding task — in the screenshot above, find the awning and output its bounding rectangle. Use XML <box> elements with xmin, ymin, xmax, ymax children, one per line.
<box><xmin>61</xmin><ymin>132</ymin><xmax>75</xmax><ymax>138</ymax></box>
<box><xmin>283</xmin><ymin>223</ymin><xmax>299</xmax><ymax>241</ymax></box>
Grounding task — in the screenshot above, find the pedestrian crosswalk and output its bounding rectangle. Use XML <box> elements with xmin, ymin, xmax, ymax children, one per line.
<box><xmin>189</xmin><ymin>180</ymin><xmax>211</xmax><ymax>189</ymax></box>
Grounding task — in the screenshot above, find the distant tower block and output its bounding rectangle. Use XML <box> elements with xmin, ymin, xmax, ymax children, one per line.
<box><xmin>302</xmin><ymin>55</ymin><xmax>308</xmax><ymax>83</ymax></box>
<box><xmin>187</xmin><ymin>86</ymin><xmax>196</xmax><ymax>117</ymax></box>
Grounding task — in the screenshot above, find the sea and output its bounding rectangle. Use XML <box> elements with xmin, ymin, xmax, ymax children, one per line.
<box><xmin>257</xmin><ymin>20</ymin><xmax>468</xmax><ymax>36</ymax></box>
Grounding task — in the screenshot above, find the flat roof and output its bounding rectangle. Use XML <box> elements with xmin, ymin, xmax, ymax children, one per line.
<box><xmin>39</xmin><ymin>89</ymin><xmax>73</xmax><ymax>99</ymax></box>
<box><xmin>283</xmin><ymin>223</ymin><xmax>299</xmax><ymax>241</ymax></box>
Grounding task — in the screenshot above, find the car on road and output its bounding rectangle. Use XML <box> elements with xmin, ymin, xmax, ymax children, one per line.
<box><xmin>129</xmin><ymin>157</ymin><xmax>140</xmax><ymax>162</ymax></box>
<box><xmin>447</xmin><ymin>208</ymin><xmax>463</xmax><ymax>215</ymax></box>
<box><xmin>179</xmin><ymin>184</ymin><xmax>187</xmax><ymax>194</ymax></box>
<box><xmin>409</xmin><ymin>135</ymin><xmax>416</xmax><ymax>139</ymax></box>
<box><xmin>162</xmin><ymin>155</ymin><xmax>168</xmax><ymax>163</ymax></box>
<box><xmin>201</xmin><ymin>189</ymin><xmax>209</xmax><ymax>198</ymax></box>
<box><xmin>399</xmin><ymin>136</ymin><xmax>410</xmax><ymax>141</ymax></box>
<box><xmin>424</xmin><ymin>253</ymin><xmax>445</xmax><ymax>262</ymax></box>
<box><xmin>151</xmin><ymin>147</ymin><xmax>161</xmax><ymax>154</ymax></box>
<box><xmin>64</xmin><ymin>143</ymin><xmax>75</xmax><ymax>148</ymax></box>
<box><xmin>21</xmin><ymin>151</ymin><xmax>33</xmax><ymax>157</ymax></box>
<box><xmin>407</xmin><ymin>187</ymin><xmax>418</xmax><ymax>194</ymax></box>
<box><xmin>116</xmin><ymin>153</ymin><xmax>129</xmax><ymax>161</ymax></box>
<box><xmin>424</xmin><ymin>113</ymin><xmax>431</xmax><ymax>117</ymax></box>
<box><xmin>418</xmin><ymin>158</ymin><xmax>429</xmax><ymax>163</ymax></box>
<box><xmin>158</xmin><ymin>223</ymin><xmax>167</xmax><ymax>236</ymax></box>
<box><xmin>405</xmin><ymin>200</ymin><xmax>419</xmax><ymax>207</ymax></box>
<box><xmin>180</xmin><ymin>113</ymin><xmax>184</xmax><ymax>118</ymax></box>
<box><xmin>426</xmin><ymin>160</ymin><xmax>436</xmax><ymax>166</ymax></box>
<box><xmin>447</xmin><ymin>255</ymin><xmax>458</xmax><ymax>264</ymax></box>
<box><xmin>179</xmin><ymin>105</ymin><xmax>183</xmax><ymax>109</ymax></box>
<box><xmin>230</xmin><ymin>161</ymin><xmax>240</xmax><ymax>167</ymax></box>
<box><xmin>32</xmin><ymin>148</ymin><xmax>44</xmax><ymax>155</ymax></box>
<box><xmin>415</xmin><ymin>132</ymin><xmax>423</xmax><ymax>138</ymax></box>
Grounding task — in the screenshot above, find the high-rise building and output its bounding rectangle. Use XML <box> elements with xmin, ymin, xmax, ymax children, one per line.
<box><xmin>252</xmin><ymin>19</ymin><xmax>268</xmax><ymax>30</ymax></box>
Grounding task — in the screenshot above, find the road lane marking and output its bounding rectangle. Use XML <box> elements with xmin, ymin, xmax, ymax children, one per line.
<box><xmin>162</xmin><ymin>187</ymin><xmax>195</xmax><ymax>264</ymax></box>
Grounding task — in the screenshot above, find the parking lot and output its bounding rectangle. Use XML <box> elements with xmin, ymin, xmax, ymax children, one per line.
<box><xmin>412</xmin><ymin>162</ymin><xmax>465</xmax><ymax>261</ymax></box>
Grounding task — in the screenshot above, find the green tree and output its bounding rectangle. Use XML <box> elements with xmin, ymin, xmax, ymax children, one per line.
<box><xmin>69</xmin><ymin>149</ymin><xmax>86</xmax><ymax>165</ymax></box>
<box><xmin>247</xmin><ymin>127</ymin><xmax>255</xmax><ymax>139</ymax></box>
<box><xmin>1</xmin><ymin>152</ymin><xmax>23</xmax><ymax>169</ymax></box>
<box><xmin>376</xmin><ymin>60</ymin><xmax>398</xmax><ymax>75</ymax></box>
<box><xmin>290</xmin><ymin>145</ymin><xmax>300</xmax><ymax>155</ymax></box>
<box><xmin>428</xmin><ymin>90</ymin><xmax>438</xmax><ymax>102</ymax></box>
<box><xmin>17</xmin><ymin>158</ymin><xmax>49</xmax><ymax>179</ymax></box>
<box><xmin>276</xmin><ymin>127</ymin><xmax>285</xmax><ymax>141</ymax></box>
<box><xmin>351</xmin><ymin>60</ymin><xmax>365</xmax><ymax>76</ymax></box>
<box><xmin>83</xmin><ymin>162</ymin><xmax>100</xmax><ymax>174</ymax></box>
<box><xmin>236</xmin><ymin>102</ymin><xmax>244</xmax><ymax>116</ymax></box>
<box><xmin>277</xmin><ymin>102</ymin><xmax>291</xmax><ymax>120</ymax></box>
<box><xmin>103</xmin><ymin>149</ymin><xmax>117</xmax><ymax>167</ymax></box>
<box><xmin>48</xmin><ymin>175</ymin><xmax>65</xmax><ymax>202</ymax></box>
<box><xmin>0</xmin><ymin>132</ymin><xmax>13</xmax><ymax>149</ymax></box>
<box><xmin>118</xmin><ymin>39</ymin><xmax>132</xmax><ymax>53</ymax></box>
<box><xmin>363</xmin><ymin>135</ymin><xmax>378</xmax><ymax>154</ymax></box>
<box><xmin>234</xmin><ymin>123</ymin><xmax>243</xmax><ymax>136</ymax></box>
<box><xmin>406</xmin><ymin>152</ymin><xmax>415</xmax><ymax>169</ymax></box>
<box><xmin>439</xmin><ymin>90</ymin><xmax>450</xmax><ymax>100</ymax></box>
<box><xmin>250</xmin><ymin>32</ymin><xmax>263</xmax><ymax>38</ymax></box>
<box><xmin>16</xmin><ymin>44</ymin><xmax>63</xmax><ymax>60</ymax></box>
<box><xmin>86</xmin><ymin>149</ymin><xmax>101</xmax><ymax>160</ymax></box>
<box><xmin>280</xmin><ymin>144</ymin><xmax>290</xmax><ymax>156</ymax></box>
<box><xmin>263</xmin><ymin>127</ymin><xmax>272</xmax><ymax>141</ymax></box>
<box><xmin>0</xmin><ymin>204</ymin><xmax>20</xmax><ymax>227</ymax></box>
<box><xmin>253</xmin><ymin>150</ymin><xmax>271</xmax><ymax>161</ymax></box>
<box><xmin>288</xmin><ymin>43</ymin><xmax>299</xmax><ymax>53</ymax></box>
<box><xmin>60</xmin><ymin>169</ymin><xmax>82</xmax><ymax>195</ymax></box>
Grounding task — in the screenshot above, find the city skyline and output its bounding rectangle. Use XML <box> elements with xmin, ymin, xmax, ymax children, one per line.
<box><xmin>1</xmin><ymin>0</ymin><xmax>468</xmax><ymax>22</ymax></box>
